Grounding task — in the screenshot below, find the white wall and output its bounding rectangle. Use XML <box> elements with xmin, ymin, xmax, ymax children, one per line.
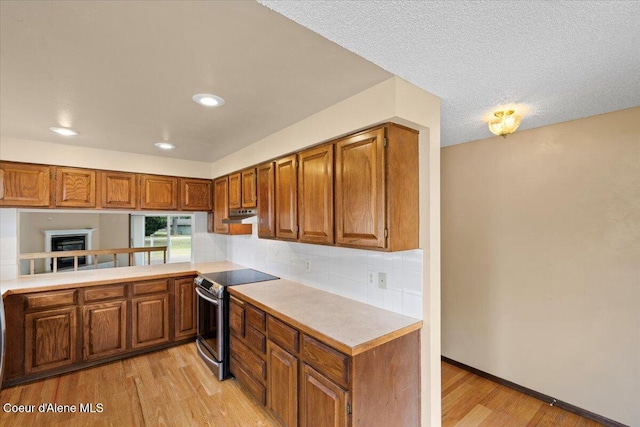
<box><xmin>0</xmin><ymin>209</ymin><xmax>18</xmax><ymax>281</ymax></box>
<box><xmin>0</xmin><ymin>136</ymin><xmax>213</xmax><ymax>179</ymax></box>
<box><xmin>441</xmin><ymin>107</ymin><xmax>640</xmax><ymax>426</ymax></box>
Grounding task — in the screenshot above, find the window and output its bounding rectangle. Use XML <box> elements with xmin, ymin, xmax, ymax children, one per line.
<box><xmin>130</xmin><ymin>215</ymin><xmax>193</xmax><ymax>265</ymax></box>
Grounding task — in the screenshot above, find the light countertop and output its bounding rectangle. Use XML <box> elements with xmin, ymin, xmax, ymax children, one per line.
<box><xmin>230</xmin><ymin>280</ymin><xmax>422</xmax><ymax>356</ymax></box>
<box><xmin>0</xmin><ymin>261</ymin><xmax>243</xmax><ymax>295</ymax></box>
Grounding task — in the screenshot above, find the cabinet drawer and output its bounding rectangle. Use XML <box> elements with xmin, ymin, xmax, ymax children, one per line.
<box><xmin>302</xmin><ymin>334</ymin><xmax>349</xmax><ymax>389</ymax></box>
<box><xmin>133</xmin><ymin>280</ymin><xmax>169</xmax><ymax>295</ymax></box>
<box><xmin>230</xmin><ymin>335</ymin><xmax>266</xmax><ymax>381</ymax></box>
<box><xmin>267</xmin><ymin>316</ymin><xmax>299</xmax><ymax>354</ymax></box>
<box><xmin>246</xmin><ymin>326</ymin><xmax>266</xmax><ymax>354</ymax></box>
<box><xmin>246</xmin><ymin>305</ymin><xmax>265</xmax><ymax>331</ymax></box>
<box><xmin>83</xmin><ymin>284</ymin><xmax>127</xmax><ymax>302</ymax></box>
<box><xmin>229</xmin><ymin>298</ymin><xmax>245</xmax><ymax>338</ymax></box>
<box><xmin>26</xmin><ymin>290</ymin><xmax>76</xmax><ymax>310</ymax></box>
<box><xmin>230</xmin><ymin>356</ymin><xmax>266</xmax><ymax>406</ymax></box>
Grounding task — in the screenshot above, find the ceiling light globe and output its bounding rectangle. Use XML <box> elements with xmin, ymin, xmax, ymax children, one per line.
<box><xmin>488</xmin><ymin>110</ymin><xmax>522</xmax><ymax>137</ymax></box>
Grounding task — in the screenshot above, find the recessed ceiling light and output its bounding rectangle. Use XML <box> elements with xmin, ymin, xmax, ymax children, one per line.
<box><xmin>154</xmin><ymin>142</ymin><xmax>176</xmax><ymax>150</ymax></box>
<box><xmin>192</xmin><ymin>93</ymin><xmax>225</xmax><ymax>107</ymax></box>
<box><xmin>49</xmin><ymin>126</ymin><xmax>78</xmax><ymax>136</ymax></box>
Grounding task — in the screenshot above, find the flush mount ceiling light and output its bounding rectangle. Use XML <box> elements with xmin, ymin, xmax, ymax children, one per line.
<box><xmin>154</xmin><ymin>142</ymin><xmax>176</xmax><ymax>150</ymax></box>
<box><xmin>192</xmin><ymin>93</ymin><xmax>225</xmax><ymax>107</ymax></box>
<box><xmin>488</xmin><ymin>110</ymin><xmax>522</xmax><ymax>138</ymax></box>
<box><xmin>49</xmin><ymin>126</ymin><xmax>78</xmax><ymax>136</ymax></box>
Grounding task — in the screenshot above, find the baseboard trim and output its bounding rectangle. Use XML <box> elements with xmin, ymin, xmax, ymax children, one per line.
<box><xmin>441</xmin><ymin>356</ymin><xmax>628</xmax><ymax>427</ymax></box>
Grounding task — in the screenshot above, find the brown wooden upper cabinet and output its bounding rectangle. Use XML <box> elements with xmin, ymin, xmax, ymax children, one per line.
<box><xmin>335</xmin><ymin>124</ymin><xmax>418</xmax><ymax>251</ymax></box>
<box><xmin>0</xmin><ymin>161</ymin><xmax>51</xmax><ymax>207</ymax></box>
<box><xmin>275</xmin><ymin>154</ymin><xmax>298</xmax><ymax>240</ymax></box>
<box><xmin>100</xmin><ymin>171</ymin><xmax>137</xmax><ymax>209</ymax></box>
<box><xmin>140</xmin><ymin>174</ymin><xmax>178</xmax><ymax>210</ymax></box>
<box><xmin>298</xmin><ymin>143</ymin><xmax>334</xmax><ymax>245</ymax></box>
<box><xmin>213</xmin><ymin>176</ymin><xmax>230</xmax><ymax>234</ymax></box>
<box><xmin>229</xmin><ymin>168</ymin><xmax>257</xmax><ymax>210</ymax></box>
<box><xmin>257</xmin><ymin>162</ymin><xmax>276</xmax><ymax>238</ymax></box>
<box><xmin>241</xmin><ymin>167</ymin><xmax>257</xmax><ymax>208</ymax></box>
<box><xmin>54</xmin><ymin>167</ymin><xmax>96</xmax><ymax>208</ymax></box>
<box><xmin>180</xmin><ymin>178</ymin><xmax>212</xmax><ymax>211</ymax></box>
<box><xmin>229</xmin><ymin>172</ymin><xmax>242</xmax><ymax>210</ymax></box>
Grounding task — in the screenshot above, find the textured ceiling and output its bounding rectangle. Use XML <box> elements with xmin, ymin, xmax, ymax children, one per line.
<box><xmin>0</xmin><ymin>1</ymin><xmax>391</xmax><ymax>162</ymax></box>
<box><xmin>260</xmin><ymin>0</ymin><xmax>640</xmax><ymax>146</ymax></box>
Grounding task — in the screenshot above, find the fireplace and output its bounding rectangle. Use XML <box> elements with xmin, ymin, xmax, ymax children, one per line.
<box><xmin>51</xmin><ymin>235</ymin><xmax>87</xmax><ymax>270</ymax></box>
<box><xmin>43</xmin><ymin>229</ymin><xmax>96</xmax><ymax>272</ymax></box>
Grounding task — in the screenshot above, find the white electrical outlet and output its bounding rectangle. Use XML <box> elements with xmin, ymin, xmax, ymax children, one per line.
<box><xmin>368</xmin><ymin>271</ymin><xmax>377</xmax><ymax>285</ymax></box>
<box><xmin>378</xmin><ymin>272</ymin><xmax>387</xmax><ymax>289</ymax></box>
<box><xmin>305</xmin><ymin>260</ymin><xmax>311</xmax><ymax>272</ymax></box>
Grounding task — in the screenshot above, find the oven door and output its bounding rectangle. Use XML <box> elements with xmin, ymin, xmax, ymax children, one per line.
<box><xmin>196</xmin><ymin>287</ymin><xmax>224</xmax><ymax>363</ymax></box>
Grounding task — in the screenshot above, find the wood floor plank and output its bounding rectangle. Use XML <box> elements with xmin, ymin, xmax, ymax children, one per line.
<box><xmin>455</xmin><ymin>404</ymin><xmax>492</xmax><ymax>427</ymax></box>
<box><xmin>442</xmin><ymin>361</ymin><xmax>605</xmax><ymax>427</ymax></box>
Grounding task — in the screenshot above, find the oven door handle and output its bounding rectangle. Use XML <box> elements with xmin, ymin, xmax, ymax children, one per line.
<box><xmin>196</xmin><ymin>287</ymin><xmax>220</xmax><ymax>305</ymax></box>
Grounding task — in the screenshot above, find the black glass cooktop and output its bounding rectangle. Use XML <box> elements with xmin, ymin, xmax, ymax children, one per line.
<box><xmin>200</xmin><ymin>269</ymin><xmax>279</xmax><ymax>287</ymax></box>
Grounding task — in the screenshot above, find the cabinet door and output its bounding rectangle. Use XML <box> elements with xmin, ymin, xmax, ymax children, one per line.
<box><xmin>228</xmin><ymin>172</ymin><xmax>242</xmax><ymax>209</ymax></box>
<box><xmin>267</xmin><ymin>340</ymin><xmax>298</xmax><ymax>427</ymax></box>
<box><xmin>275</xmin><ymin>155</ymin><xmax>298</xmax><ymax>240</ymax></box>
<box><xmin>301</xmin><ymin>364</ymin><xmax>349</xmax><ymax>427</ymax></box>
<box><xmin>257</xmin><ymin>162</ymin><xmax>276</xmax><ymax>238</ymax></box>
<box><xmin>174</xmin><ymin>277</ymin><xmax>197</xmax><ymax>339</ymax></box>
<box><xmin>100</xmin><ymin>171</ymin><xmax>137</xmax><ymax>209</ymax></box>
<box><xmin>140</xmin><ymin>174</ymin><xmax>178</xmax><ymax>210</ymax></box>
<box><xmin>0</xmin><ymin>161</ymin><xmax>51</xmax><ymax>207</ymax></box>
<box><xmin>54</xmin><ymin>167</ymin><xmax>96</xmax><ymax>208</ymax></box>
<box><xmin>82</xmin><ymin>300</ymin><xmax>127</xmax><ymax>361</ymax></box>
<box><xmin>180</xmin><ymin>178</ymin><xmax>212</xmax><ymax>211</ymax></box>
<box><xmin>131</xmin><ymin>294</ymin><xmax>170</xmax><ymax>349</ymax></box>
<box><xmin>241</xmin><ymin>167</ymin><xmax>257</xmax><ymax>208</ymax></box>
<box><xmin>213</xmin><ymin>176</ymin><xmax>230</xmax><ymax>234</ymax></box>
<box><xmin>229</xmin><ymin>297</ymin><xmax>245</xmax><ymax>338</ymax></box>
<box><xmin>335</xmin><ymin>128</ymin><xmax>386</xmax><ymax>249</ymax></box>
<box><xmin>298</xmin><ymin>144</ymin><xmax>334</xmax><ymax>244</ymax></box>
<box><xmin>24</xmin><ymin>307</ymin><xmax>77</xmax><ymax>374</ymax></box>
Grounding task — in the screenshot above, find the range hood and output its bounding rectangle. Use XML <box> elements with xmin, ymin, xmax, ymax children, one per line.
<box><xmin>222</xmin><ymin>208</ymin><xmax>257</xmax><ymax>224</ymax></box>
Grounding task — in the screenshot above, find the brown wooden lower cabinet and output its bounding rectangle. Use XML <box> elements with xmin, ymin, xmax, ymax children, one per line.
<box><xmin>132</xmin><ymin>293</ymin><xmax>170</xmax><ymax>349</ymax></box>
<box><xmin>24</xmin><ymin>306</ymin><xmax>77</xmax><ymax>374</ymax></box>
<box><xmin>300</xmin><ymin>364</ymin><xmax>348</xmax><ymax>427</ymax></box>
<box><xmin>82</xmin><ymin>300</ymin><xmax>127</xmax><ymax>361</ymax></box>
<box><xmin>174</xmin><ymin>277</ymin><xmax>197</xmax><ymax>339</ymax></box>
<box><xmin>2</xmin><ymin>274</ymin><xmax>197</xmax><ymax>387</ymax></box>
<box><xmin>267</xmin><ymin>340</ymin><xmax>298</xmax><ymax>427</ymax></box>
<box><xmin>229</xmin><ymin>294</ymin><xmax>420</xmax><ymax>427</ymax></box>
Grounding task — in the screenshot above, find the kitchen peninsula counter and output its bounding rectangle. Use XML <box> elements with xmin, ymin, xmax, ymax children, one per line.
<box><xmin>0</xmin><ymin>261</ymin><xmax>244</xmax><ymax>296</ymax></box>
<box><xmin>2</xmin><ymin>261</ymin><xmax>422</xmax><ymax>354</ymax></box>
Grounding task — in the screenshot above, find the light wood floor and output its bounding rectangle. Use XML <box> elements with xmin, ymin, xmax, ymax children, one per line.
<box><xmin>1</xmin><ymin>345</ymin><xmax>606</xmax><ymax>427</ymax></box>
<box><xmin>442</xmin><ymin>361</ymin><xmax>604</xmax><ymax>427</ymax></box>
<box><xmin>0</xmin><ymin>343</ymin><xmax>278</xmax><ymax>427</ymax></box>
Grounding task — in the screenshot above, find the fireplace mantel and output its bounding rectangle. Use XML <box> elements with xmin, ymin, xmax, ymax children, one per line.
<box><xmin>43</xmin><ymin>228</ymin><xmax>96</xmax><ymax>272</ymax></box>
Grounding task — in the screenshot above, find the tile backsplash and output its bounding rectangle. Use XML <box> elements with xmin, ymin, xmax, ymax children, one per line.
<box><xmin>192</xmin><ymin>212</ymin><xmax>227</xmax><ymax>263</ymax></box>
<box><xmin>224</xmin><ymin>216</ymin><xmax>423</xmax><ymax>319</ymax></box>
